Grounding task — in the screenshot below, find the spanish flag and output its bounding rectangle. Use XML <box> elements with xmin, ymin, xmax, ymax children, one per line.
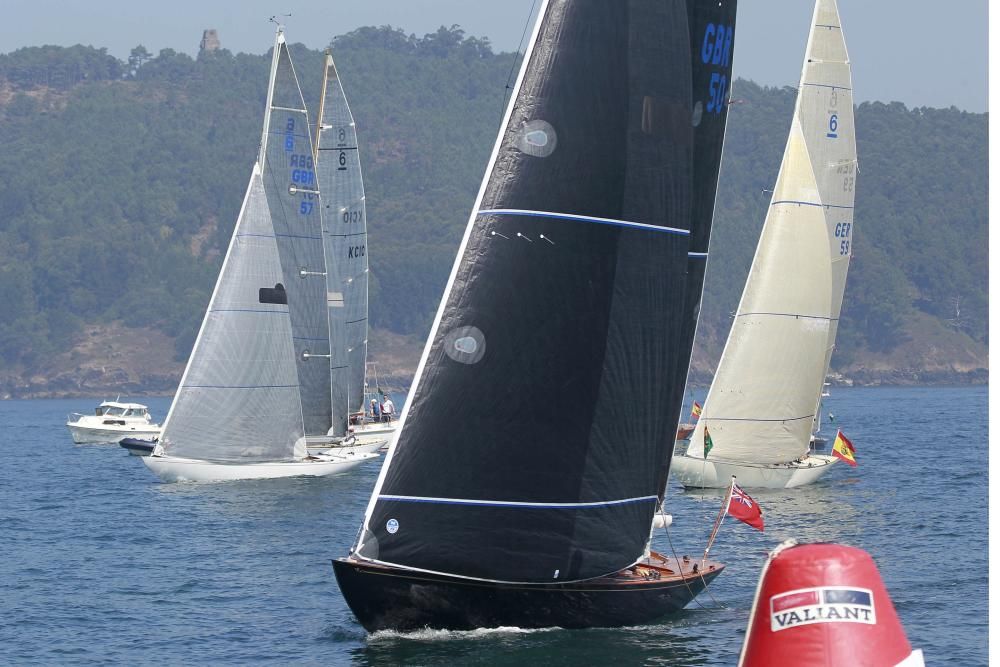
<box><xmin>832</xmin><ymin>430</ymin><xmax>857</xmax><ymax>466</ymax></box>
<box><xmin>691</xmin><ymin>401</ymin><xmax>703</xmax><ymax>419</ymax></box>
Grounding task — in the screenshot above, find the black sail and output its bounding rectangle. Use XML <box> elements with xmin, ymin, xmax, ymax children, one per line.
<box><xmin>666</xmin><ymin>5</ymin><xmax>738</xmax><ymax>491</ymax></box>
<box><xmin>356</xmin><ymin>0</ymin><xmax>737</xmax><ymax>584</ymax></box>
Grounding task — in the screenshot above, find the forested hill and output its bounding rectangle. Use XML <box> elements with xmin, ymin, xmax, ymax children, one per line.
<box><xmin>0</xmin><ymin>28</ymin><xmax>986</xmax><ymax>397</ymax></box>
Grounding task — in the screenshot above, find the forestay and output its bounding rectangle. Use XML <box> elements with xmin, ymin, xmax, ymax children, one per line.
<box><xmin>688</xmin><ymin>0</ymin><xmax>856</xmax><ymax>465</ymax></box>
<box><xmin>262</xmin><ymin>36</ymin><xmax>333</xmax><ymax>438</ymax></box>
<box><xmin>354</xmin><ymin>0</ymin><xmax>737</xmax><ymax>584</ymax></box>
<box><xmin>315</xmin><ymin>50</ymin><xmax>370</xmax><ymax>436</ymax></box>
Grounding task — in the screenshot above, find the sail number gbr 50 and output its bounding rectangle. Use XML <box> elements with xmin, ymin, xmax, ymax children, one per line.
<box><xmin>702</xmin><ymin>22</ymin><xmax>734</xmax><ymax>114</ymax></box>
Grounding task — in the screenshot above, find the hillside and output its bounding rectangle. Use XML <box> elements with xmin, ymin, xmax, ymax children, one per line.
<box><xmin>0</xmin><ymin>28</ymin><xmax>986</xmax><ymax>398</ymax></box>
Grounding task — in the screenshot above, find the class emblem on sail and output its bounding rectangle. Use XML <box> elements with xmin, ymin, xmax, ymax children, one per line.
<box><xmin>333</xmin><ymin>0</ymin><xmax>738</xmax><ymax>632</ymax></box>
<box><xmin>141</xmin><ymin>28</ymin><xmax>378</xmax><ymax>482</ymax></box>
<box><xmin>672</xmin><ymin>0</ymin><xmax>857</xmax><ymax>490</ymax></box>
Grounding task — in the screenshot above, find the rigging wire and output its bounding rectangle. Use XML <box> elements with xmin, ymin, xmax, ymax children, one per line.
<box><xmin>659</xmin><ymin>488</ymin><xmax>729</xmax><ymax>611</ymax></box>
<box><xmin>499</xmin><ymin>0</ymin><xmax>539</xmax><ymax>129</ymax></box>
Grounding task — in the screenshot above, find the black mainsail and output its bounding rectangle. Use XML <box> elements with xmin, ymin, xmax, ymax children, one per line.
<box><xmin>336</xmin><ymin>0</ymin><xmax>737</xmax><ymax>629</ymax></box>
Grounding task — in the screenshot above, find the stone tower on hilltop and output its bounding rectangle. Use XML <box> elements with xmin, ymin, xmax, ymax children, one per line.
<box><xmin>199</xmin><ymin>29</ymin><xmax>221</xmax><ymax>53</ymax></box>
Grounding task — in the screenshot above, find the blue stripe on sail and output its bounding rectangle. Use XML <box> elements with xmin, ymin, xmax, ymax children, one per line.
<box><xmin>292</xmin><ymin>336</ymin><xmax>328</xmax><ymax>342</ymax></box>
<box><xmin>478</xmin><ymin>209</ymin><xmax>689</xmax><ymax>236</ymax></box>
<box><xmin>771</xmin><ymin>200</ymin><xmax>854</xmax><ymax>210</ymax></box>
<box><xmin>267</xmin><ymin>131</ymin><xmax>311</xmax><ymax>139</ymax></box>
<box><xmin>184</xmin><ymin>384</ymin><xmax>299</xmax><ymax>389</ymax></box>
<box><xmin>688</xmin><ymin>252</ymin><xmax>709</xmax><ymax>258</ymax></box>
<box><xmin>275</xmin><ymin>233</ymin><xmax>323</xmax><ymax>240</ymax></box>
<box><xmin>814</xmin><ymin>24</ymin><xmax>841</xmax><ymax>29</ymax></box>
<box><xmin>237</xmin><ymin>233</ymin><xmax>276</xmax><ymax>239</ymax></box>
<box><xmin>378</xmin><ymin>494</ymin><xmax>659</xmax><ymax>509</ymax></box>
<box><xmin>210</xmin><ymin>308</ymin><xmax>289</xmax><ymax>314</ymax></box>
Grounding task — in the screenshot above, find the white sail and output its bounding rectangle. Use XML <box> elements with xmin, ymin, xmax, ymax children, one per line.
<box><xmin>263</xmin><ymin>35</ymin><xmax>333</xmax><ymax>438</ymax></box>
<box><xmin>315</xmin><ymin>50</ymin><xmax>370</xmax><ymax>435</ymax></box>
<box><xmin>159</xmin><ymin>165</ymin><xmax>304</xmax><ymax>462</ymax></box>
<box><xmin>689</xmin><ymin>0</ymin><xmax>855</xmax><ymax>465</ymax></box>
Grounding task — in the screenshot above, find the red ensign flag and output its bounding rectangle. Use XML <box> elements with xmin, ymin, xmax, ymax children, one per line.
<box><xmin>728</xmin><ymin>481</ymin><xmax>764</xmax><ymax>531</ymax></box>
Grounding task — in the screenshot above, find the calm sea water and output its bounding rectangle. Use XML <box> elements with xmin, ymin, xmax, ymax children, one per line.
<box><xmin>0</xmin><ymin>386</ymin><xmax>987</xmax><ymax>665</ymax></box>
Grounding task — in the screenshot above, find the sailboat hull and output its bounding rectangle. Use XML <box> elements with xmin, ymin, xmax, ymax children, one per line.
<box><xmin>351</xmin><ymin>421</ymin><xmax>396</xmax><ymax>447</ymax></box>
<box><xmin>142</xmin><ymin>452</ymin><xmax>378</xmax><ymax>483</ymax></box>
<box><xmin>306</xmin><ymin>437</ymin><xmax>386</xmax><ymax>456</ymax></box>
<box><xmin>333</xmin><ymin>552</ymin><xmax>723</xmax><ymax>632</ymax></box>
<box><xmin>671</xmin><ymin>454</ymin><xmax>838</xmax><ymax>489</ymax></box>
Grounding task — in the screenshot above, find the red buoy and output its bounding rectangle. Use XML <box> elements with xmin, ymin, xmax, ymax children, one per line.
<box><xmin>739</xmin><ymin>540</ymin><xmax>923</xmax><ymax>666</ymax></box>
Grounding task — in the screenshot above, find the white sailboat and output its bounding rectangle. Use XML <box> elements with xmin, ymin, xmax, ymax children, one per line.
<box><xmin>307</xmin><ymin>49</ymin><xmax>387</xmax><ymax>456</ymax></box>
<box><xmin>672</xmin><ymin>0</ymin><xmax>856</xmax><ymax>490</ymax></box>
<box><xmin>143</xmin><ymin>29</ymin><xmax>378</xmax><ymax>482</ymax></box>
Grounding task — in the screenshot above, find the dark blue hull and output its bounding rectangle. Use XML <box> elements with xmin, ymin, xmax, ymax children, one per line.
<box><xmin>119</xmin><ymin>438</ymin><xmax>156</xmax><ymax>456</ymax></box>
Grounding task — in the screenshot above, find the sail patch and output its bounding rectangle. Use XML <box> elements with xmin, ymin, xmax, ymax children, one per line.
<box><xmin>258</xmin><ymin>283</ymin><xmax>288</xmax><ymax>305</ymax></box>
<box><xmin>516</xmin><ymin>120</ymin><xmax>557</xmax><ymax>157</ymax></box>
<box><xmin>444</xmin><ymin>326</ymin><xmax>486</xmax><ymax>365</ymax></box>
<box><xmin>692</xmin><ymin>101</ymin><xmax>704</xmax><ymax>127</ymax></box>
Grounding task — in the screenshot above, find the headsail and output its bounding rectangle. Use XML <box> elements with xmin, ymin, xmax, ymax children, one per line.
<box><xmin>159</xmin><ymin>177</ymin><xmax>303</xmax><ymax>462</ymax></box>
<box><xmin>159</xmin><ymin>29</ymin><xmax>308</xmax><ymax>461</ymax></box>
<box><xmin>688</xmin><ymin>0</ymin><xmax>856</xmax><ymax>465</ymax></box>
<box><xmin>315</xmin><ymin>50</ymin><xmax>370</xmax><ymax>436</ymax></box>
<box><xmin>354</xmin><ymin>0</ymin><xmax>737</xmax><ymax>584</ymax></box>
<box><xmin>262</xmin><ymin>33</ymin><xmax>333</xmax><ymax>438</ymax></box>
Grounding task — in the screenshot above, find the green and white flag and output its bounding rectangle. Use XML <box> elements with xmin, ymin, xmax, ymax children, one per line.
<box><xmin>703</xmin><ymin>426</ymin><xmax>714</xmax><ymax>459</ymax></box>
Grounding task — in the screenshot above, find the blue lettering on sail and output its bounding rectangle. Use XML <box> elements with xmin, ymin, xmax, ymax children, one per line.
<box><xmin>702</xmin><ymin>23</ymin><xmax>735</xmax><ymax>114</ymax></box>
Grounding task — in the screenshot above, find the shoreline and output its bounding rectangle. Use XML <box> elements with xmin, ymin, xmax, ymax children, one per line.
<box><xmin>3</xmin><ymin>369</ymin><xmax>987</xmax><ymax>400</ymax></box>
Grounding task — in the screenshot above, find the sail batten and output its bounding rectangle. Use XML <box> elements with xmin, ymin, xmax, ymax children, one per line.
<box><xmin>355</xmin><ymin>0</ymin><xmax>737</xmax><ymax>584</ymax></box>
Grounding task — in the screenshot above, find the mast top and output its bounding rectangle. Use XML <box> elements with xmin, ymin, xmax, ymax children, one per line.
<box><xmin>268</xmin><ymin>14</ymin><xmax>290</xmax><ymax>40</ymax></box>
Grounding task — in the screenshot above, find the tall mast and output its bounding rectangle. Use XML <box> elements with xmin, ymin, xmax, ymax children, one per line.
<box><xmin>258</xmin><ymin>27</ymin><xmax>284</xmax><ymax>168</ymax></box>
<box><xmin>313</xmin><ymin>49</ymin><xmax>332</xmax><ymax>163</ymax></box>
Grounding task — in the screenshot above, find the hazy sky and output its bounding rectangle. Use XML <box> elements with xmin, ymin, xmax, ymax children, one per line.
<box><xmin>0</xmin><ymin>0</ymin><xmax>987</xmax><ymax>111</ymax></box>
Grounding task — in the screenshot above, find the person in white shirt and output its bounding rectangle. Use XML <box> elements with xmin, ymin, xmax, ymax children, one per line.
<box><xmin>380</xmin><ymin>396</ymin><xmax>395</xmax><ymax>423</ymax></box>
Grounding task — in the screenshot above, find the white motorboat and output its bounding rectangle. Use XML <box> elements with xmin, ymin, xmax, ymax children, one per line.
<box><xmin>672</xmin><ymin>0</ymin><xmax>857</xmax><ymax>489</ymax></box>
<box><xmin>66</xmin><ymin>400</ymin><xmax>161</xmax><ymax>444</ymax></box>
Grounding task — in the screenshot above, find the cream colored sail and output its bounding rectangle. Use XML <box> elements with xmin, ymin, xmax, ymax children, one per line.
<box><xmin>688</xmin><ymin>0</ymin><xmax>855</xmax><ymax>464</ymax></box>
